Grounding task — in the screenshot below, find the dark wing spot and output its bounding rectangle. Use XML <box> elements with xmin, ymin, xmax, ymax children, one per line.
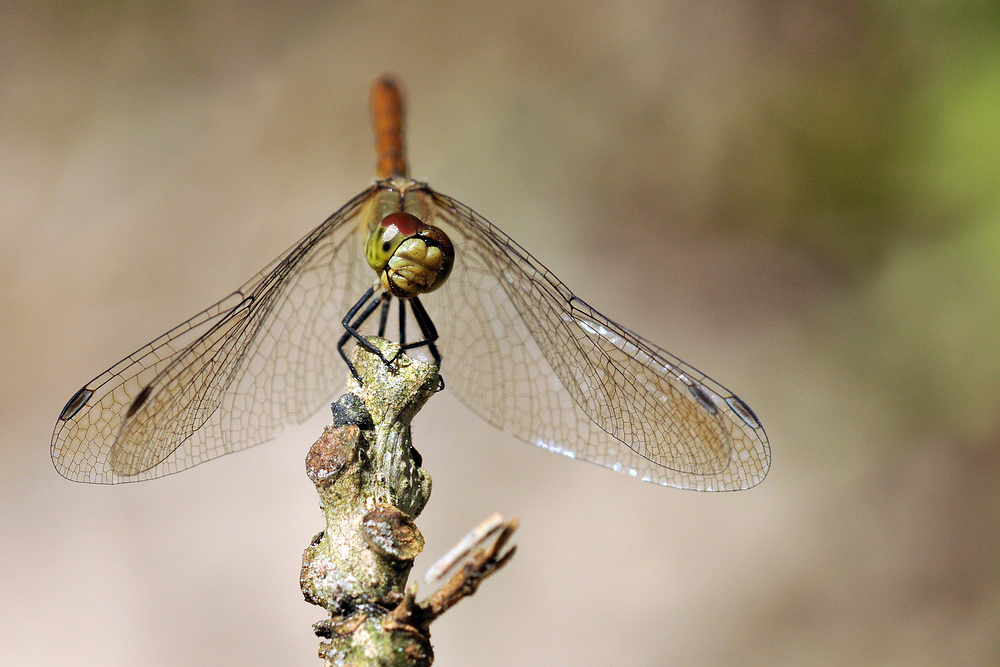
<box><xmin>726</xmin><ymin>395</ymin><xmax>762</xmax><ymax>430</ymax></box>
<box><xmin>125</xmin><ymin>385</ymin><xmax>152</xmax><ymax>420</ymax></box>
<box><xmin>688</xmin><ymin>383</ymin><xmax>719</xmax><ymax>415</ymax></box>
<box><xmin>58</xmin><ymin>386</ymin><xmax>94</xmax><ymax>421</ymax></box>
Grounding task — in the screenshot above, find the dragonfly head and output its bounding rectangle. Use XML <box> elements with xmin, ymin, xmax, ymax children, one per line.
<box><xmin>366</xmin><ymin>212</ymin><xmax>454</xmax><ymax>297</ymax></box>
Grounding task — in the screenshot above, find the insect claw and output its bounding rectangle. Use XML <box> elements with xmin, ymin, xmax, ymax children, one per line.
<box><xmin>346</xmin><ymin>360</ymin><xmax>364</xmax><ymax>384</ymax></box>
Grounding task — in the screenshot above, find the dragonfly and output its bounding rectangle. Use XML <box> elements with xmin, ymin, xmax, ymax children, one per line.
<box><xmin>52</xmin><ymin>76</ymin><xmax>770</xmax><ymax>491</ymax></box>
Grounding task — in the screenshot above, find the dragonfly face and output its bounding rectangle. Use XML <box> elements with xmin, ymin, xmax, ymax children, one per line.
<box><xmin>365</xmin><ymin>210</ymin><xmax>454</xmax><ymax>298</ymax></box>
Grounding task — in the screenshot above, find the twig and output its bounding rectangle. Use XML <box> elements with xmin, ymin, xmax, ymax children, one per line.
<box><xmin>300</xmin><ymin>338</ymin><xmax>518</xmax><ymax>666</ymax></box>
<box><xmin>423</xmin><ymin>512</ymin><xmax>506</xmax><ymax>584</ymax></box>
<box><xmin>387</xmin><ymin>516</ymin><xmax>518</xmax><ymax>634</ymax></box>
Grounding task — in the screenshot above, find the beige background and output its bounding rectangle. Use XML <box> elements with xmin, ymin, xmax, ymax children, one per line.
<box><xmin>3</xmin><ymin>2</ymin><xmax>998</xmax><ymax>665</ymax></box>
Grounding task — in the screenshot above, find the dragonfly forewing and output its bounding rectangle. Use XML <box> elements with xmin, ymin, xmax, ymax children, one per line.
<box><xmin>51</xmin><ymin>189</ymin><xmax>374</xmax><ymax>483</ymax></box>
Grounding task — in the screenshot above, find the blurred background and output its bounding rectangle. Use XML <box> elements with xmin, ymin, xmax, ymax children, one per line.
<box><xmin>3</xmin><ymin>1</ymin><xmax>999</xmax><ymax>665</ymax></box>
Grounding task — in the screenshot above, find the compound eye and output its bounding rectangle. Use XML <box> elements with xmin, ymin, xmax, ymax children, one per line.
<box><xmin>366</xmin><ymin>212</ymin><xmax>424</xmax><ymax>271</ymax></box>
<box><xmin>381</xmin><ymin>211</ymin><xmax>422</xmax><ymax>236</ymax></box>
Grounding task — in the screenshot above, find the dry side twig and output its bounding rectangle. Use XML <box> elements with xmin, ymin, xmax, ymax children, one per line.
<box><xmin>387</xmin><ymin>515</ymin><xmax>519</xmax><ymax>635</ymax></box>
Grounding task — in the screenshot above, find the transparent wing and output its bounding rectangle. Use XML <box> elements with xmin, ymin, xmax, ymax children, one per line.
<box><xmin>424</xmin><ymin>189</ymin><xmax>770</xmax><ymax>491</ymax></box>
<box><xmin>51</xmin><ymin>187</ymin><xmax>378</xmax><ymax>483</ymax></box>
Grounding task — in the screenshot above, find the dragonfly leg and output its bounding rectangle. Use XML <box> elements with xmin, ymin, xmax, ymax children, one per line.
<box><xmin>339</xmin><ymin>286</ymin><xmax>394</xmax><ymax>382</ymax></box>
<box><xmin>398</xmin><ymin>292</ymin><xmax>407</xmax><ymax>347</ymax></box>
<box><xmin>385</xmin><ymin>299</ymin><xmax>444</xmax><ymax>389</ymax></box>
<box><xmin>376</xmin><ymin>292</ymin><xmax>391</xmax><ymax>337</ymax></box>
<box><xmin>405</xmin><ymin>296</ymin><xmax>441</xmax><ymax>365</ymax></box>
<box><xmin>407</xmin><ymin>297</ymin><xmax>445</xmax><ymax>391</ymax></box>
<box><xmin>340</xmin><ymin>289</ymin><xmax>443</xmax><ymax>388</ymax></box>
<box><xmin>390</xmin><ymin>297</ymin><xmax>440</xmax><ymax>362</ymax></box>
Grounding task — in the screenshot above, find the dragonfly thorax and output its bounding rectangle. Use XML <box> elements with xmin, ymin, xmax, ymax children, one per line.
<box><xmin>366</xmin><ymin>211</ymin><xmax>454</xmax><ymax>297</ymax></box>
